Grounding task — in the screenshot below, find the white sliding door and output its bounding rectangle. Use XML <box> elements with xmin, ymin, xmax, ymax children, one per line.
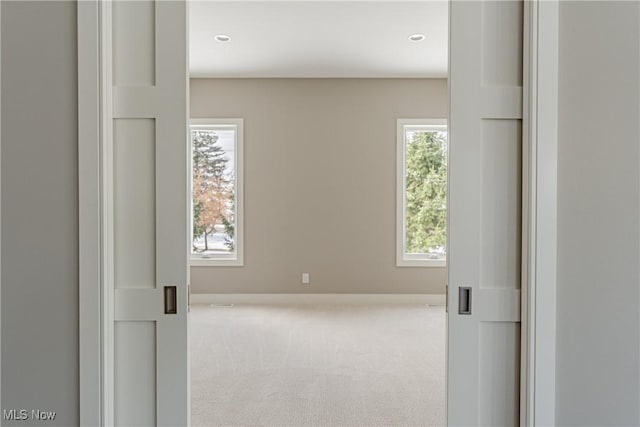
<box><xmin>109</xmin><ymin>1</ymin><xmax>189</xmax><ymax>426</ymax></box>
<box><xmin>447</xmin><ymin>1</ymin><xmax>523</xmax><ymax>425</ymax></box>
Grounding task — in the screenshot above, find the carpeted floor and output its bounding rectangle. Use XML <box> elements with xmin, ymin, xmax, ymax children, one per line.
<box><xmin>190</xmin><ymin>304</ymin><xmax>446</xmax><ymax>427</ymax></box>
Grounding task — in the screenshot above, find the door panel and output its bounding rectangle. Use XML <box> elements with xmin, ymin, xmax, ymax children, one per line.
<box><xmin>114</xmin><ymin>118</ymin><xmax>157</xmax><ymax>290</ymax></box>
<box><xmin>448</xmin><ymin>1</ymin><xmax>523</xmax><ymax>425</ymax></box>
<box><xmin>479</xmin><ymin>120</ymin><xmax>521</xmax><ymax>289</ymax></box>
<box><xmin>113</xmin><ymin>0</ymin><xmax>156</xmax><ymax>86</ymax></box>
<box><xmin>115</xmin><ymin>322</ymin><xmax>157</xmax><ymax>427</ymax></box>
<box><xmin>481</xmin><ymin>0</ymin><xmax>523</xmax><ymax>87</ymax></box>
<box><xmin>477</xmin><ymin>323</ymin><xmax>520</xmax><ymax>426</ymax></box>
<box><xmin>110</xmin><ymin>1</ymin><xmax>189</xmax><ymax>426</ymax></box>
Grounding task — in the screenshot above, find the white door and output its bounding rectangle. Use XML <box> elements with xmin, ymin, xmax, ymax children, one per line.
<box><xmin>447</xmin><ymin>1</ymin><xmax>523</xmax><ymax>426</ymax></box>
<box><xmin>110</xmin><ymin>1</ymin><xmax>189</xmax><ymax>426</ymax></box>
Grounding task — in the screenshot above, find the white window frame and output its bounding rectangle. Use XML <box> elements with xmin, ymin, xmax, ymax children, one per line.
<box><xmin>189</xmin><ymin>118</ymin><xmax>244</xmax><ymax>267</ymax></box>
<box><xmin>396</xmin><ymin>118</ymin><xmax>448</xmax><ymax>267</ymax></box>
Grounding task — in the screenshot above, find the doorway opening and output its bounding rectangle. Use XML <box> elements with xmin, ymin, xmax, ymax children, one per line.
<box><xmin>188</xmin><ymin>2</ymin><xmax>449</xmax><ymax>425</ymax></box>
<box><xmin>78</xmin><ymin>0</ymin><xmax>555</xmax><ymax>425</ymax></box>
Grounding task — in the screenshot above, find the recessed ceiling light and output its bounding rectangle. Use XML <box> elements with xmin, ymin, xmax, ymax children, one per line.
<box><xmin>214</xmin><ymin>34</ymin><xmax>231</xmax><ymax>42</ymax></box>
<box><xmin>409</xmin><ymin>34</ymin><xmax>426</xmax><ymax>42</ymax></box>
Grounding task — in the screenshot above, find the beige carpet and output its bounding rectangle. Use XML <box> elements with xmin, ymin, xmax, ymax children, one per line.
<box><xmin>190</xmin><ymin>304</ymin><xmax>446</xmax><ymax>427</ymax></box>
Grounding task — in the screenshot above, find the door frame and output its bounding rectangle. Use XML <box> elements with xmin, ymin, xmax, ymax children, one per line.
<box><xmin>0</xmin><ymin>2</ymin><xmax>3</xmax><ymax>422</ymax></box>
<box><xmin>77</xmin><ymin>1</ymin><xmax>559</xmax><ymax>425</ymax></box>
<box><xmin>521</xmin><ymin>1</ymin><xmax>559</xmax><ymax>424</ymax></box>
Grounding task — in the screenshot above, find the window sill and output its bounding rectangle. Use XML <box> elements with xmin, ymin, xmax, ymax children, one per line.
<box><xmin>190</xmin><ymin>257</ymin><xmax>243</xmax><ymax>267</ymax></box>
<box><xmin>396</xmin><ymin>258</ymin><xmax>446</xmax><ymax>268</ymax></box>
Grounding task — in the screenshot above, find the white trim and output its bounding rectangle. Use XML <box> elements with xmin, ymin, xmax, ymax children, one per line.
<box><xmin>396</xmin><ymin>118</ymin><xmax>448</xmax><ymax>268</ymax></box>
<box><xmin>191</xmin><ymin>118</ymin><xmax>242</xmax><ymax>127</ymax></box>
<box><xmin>190</xmin><ymin>257</ymin><xmax>243</xmax><ymax>267</ymax></box>
<box><xmin>521</xmin><ymin>1</ymin><xmax>559</xmax><ymax>426</ymax></box>
<box><xmin>398</xmin><ymin>258</ymin><xmax>446</xmax><ymax>268</ymax></box>
<box><xmin>0</xmin><ymin>1</ymin><xmax>3</xmax><ymax>421</ymax></box>
<box><xmin>100</xmin><ymin>2</ymin><xmax>114</xmax><ymax>425</ymax></box>
<box><xmin>189</xmin><ymin>118</ymin><xmax>244</xmax><ymax>267</ymax></box>
<box><xmin>78</xmin><ymin>1</ymin><xmax>113</xmax><ymax>425</ymax></box>
<box><xmin>397</xmin><ymin>118</ymin><xmax>447</xmax><ymax>128</ymax></box>
<box><xmin>191</xmin><ymin>293</ymin><xmax>446</xmax><ymax>306</ymax></box>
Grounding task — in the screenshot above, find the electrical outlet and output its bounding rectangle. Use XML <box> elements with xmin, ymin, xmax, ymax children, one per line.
<box><xmin>302</xmin><ymin>273</ymin><xmax>310</xmax><ymax>284</ymax></box>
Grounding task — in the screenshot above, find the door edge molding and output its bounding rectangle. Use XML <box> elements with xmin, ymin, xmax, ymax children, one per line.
<box><xmin>521</xmin><ymin>1</ymin><xmax>559</xmax><ymax>425</ymax></box>
<box><xmin>78</xmin><ymin>1</ymin><xmax>113</xmax><ymax>425</ymax></box>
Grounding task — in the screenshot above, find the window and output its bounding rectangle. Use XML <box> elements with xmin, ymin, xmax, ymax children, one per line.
<box><xmin>396</xmin><ymin>119</ymin><xmax>447</xmax><ymax>267</ymax></box>
<box><xmin>190</xmin><ymin>119</ymin><xmax>243</xmax><ymax>266</ymax></box>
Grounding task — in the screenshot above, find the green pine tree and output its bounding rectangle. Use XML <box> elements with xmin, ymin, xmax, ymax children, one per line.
<box><xmin>405</xmin><ymin>130</ymin><xmax>447</xmax><ymax>255</ymax></box>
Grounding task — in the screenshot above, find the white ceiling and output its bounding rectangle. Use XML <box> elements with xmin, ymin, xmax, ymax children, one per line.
<box><xmin>189</xmin><ymin>1</ymin><xmax>448</xmax><ymax>78</ymax></box>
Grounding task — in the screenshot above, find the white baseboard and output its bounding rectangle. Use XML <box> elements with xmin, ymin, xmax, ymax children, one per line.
<box><xmin>190</xmin><ymin>293</ymin><xmax>446</xmax><ymax>306</ymax></box>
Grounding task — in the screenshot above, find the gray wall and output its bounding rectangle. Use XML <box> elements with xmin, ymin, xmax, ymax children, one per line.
<box><xmin>190</xmin><ymin>78</ymin><xmax>448</xmax><ymax>294</ymax></box>
<box><xmin>1</xmin><ymin>1</ymin><xmax>79</xmax><ymax>426</ymax></box>
<box><xmin>556</xmin><ymin>2</ymin><xmax>640</xmax><ymax>425</ymax></box>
